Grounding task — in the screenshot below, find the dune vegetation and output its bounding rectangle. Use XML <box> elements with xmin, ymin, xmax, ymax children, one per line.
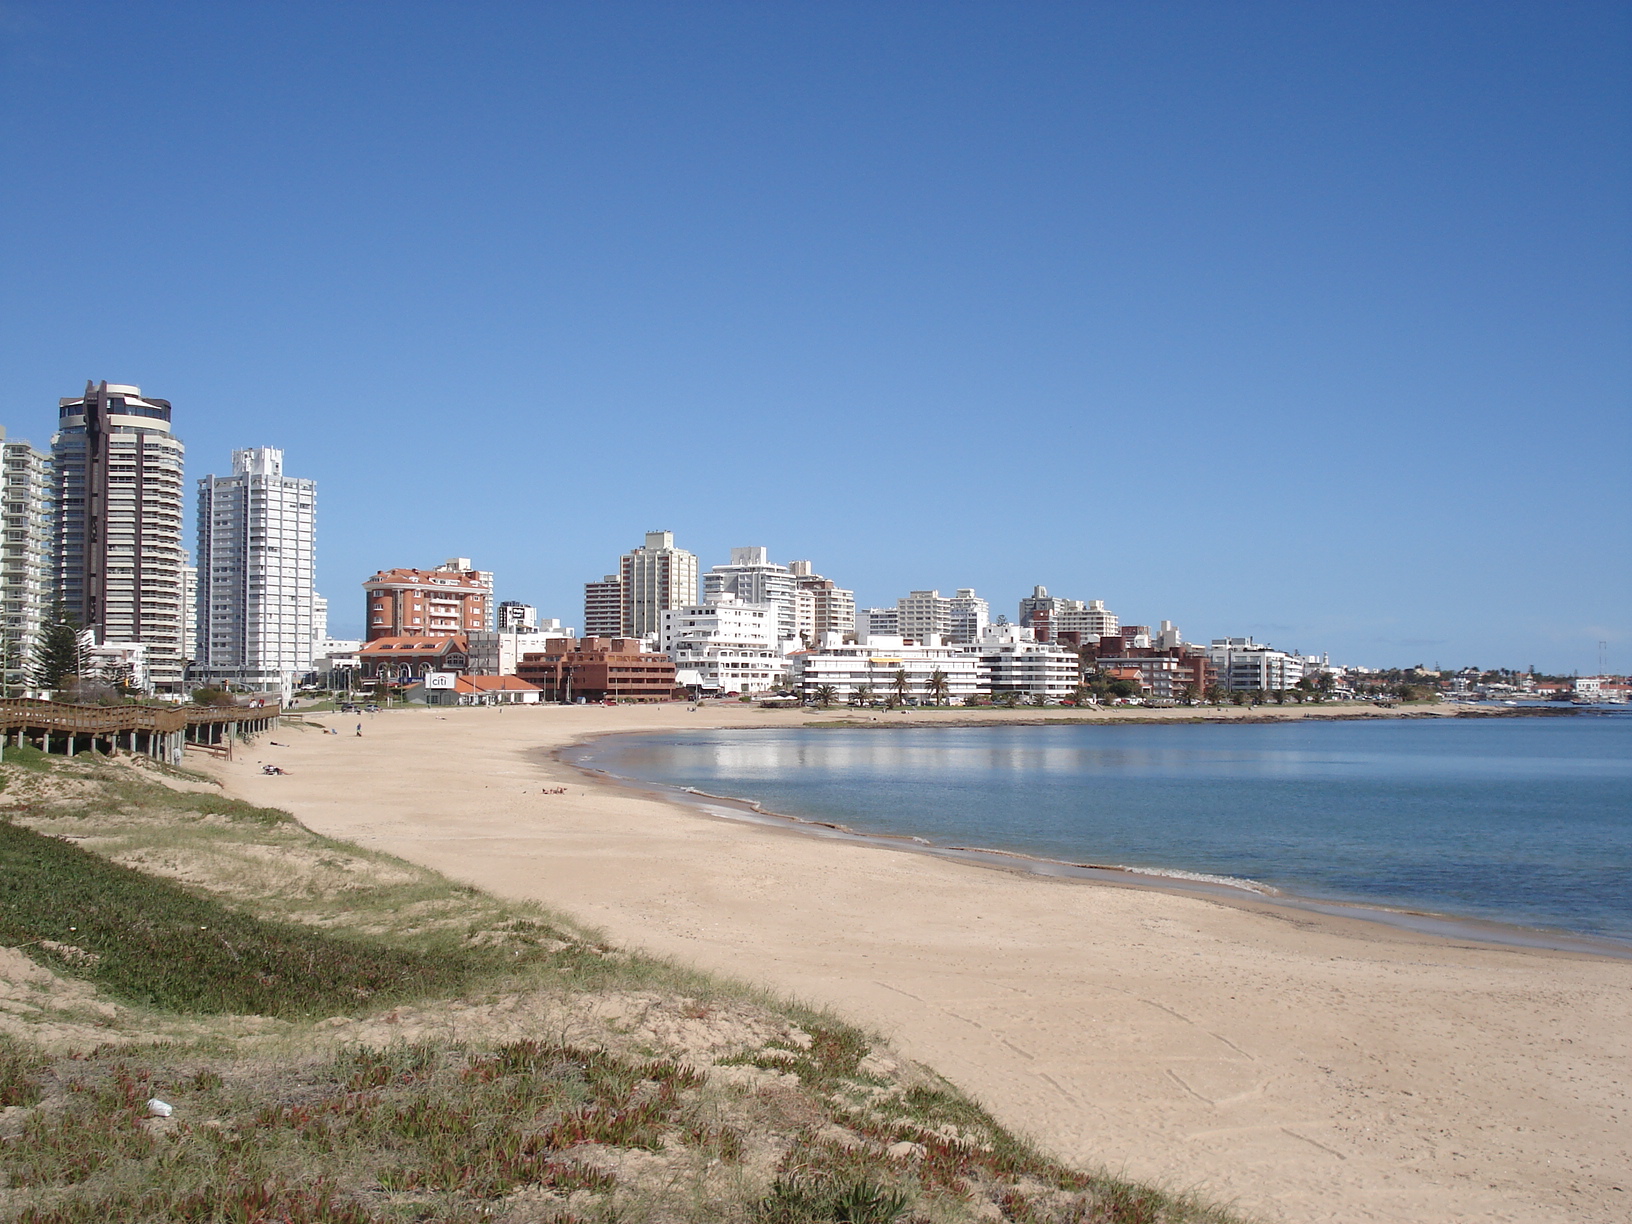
<box><xmin>0</xmin><ymin>750</ymin><xmax>1247</xmax><ymax>1224</ymax></box>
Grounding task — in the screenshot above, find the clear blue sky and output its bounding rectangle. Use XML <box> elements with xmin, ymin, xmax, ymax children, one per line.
<box><xmin>2</xmin><ymin>2</ymin><xmax>1627</xmax><ymax>672</ymax></box>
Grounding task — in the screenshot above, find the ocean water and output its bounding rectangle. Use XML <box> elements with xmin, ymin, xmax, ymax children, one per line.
<box><xmin>579</xmin><ymin>714</ymin><xmax>1632</xmax><ymax>944</ymax></box>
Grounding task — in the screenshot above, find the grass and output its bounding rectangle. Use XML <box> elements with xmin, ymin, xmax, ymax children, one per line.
<box><xmin>0</xmin><ymin>818</ymin><xmax>478</xmax><ymax>1017</ymax></box>
<box><xmin>0</xmin><ymin>753</ymin><xmax>1252</xmax><ymax>1224</ymax></box>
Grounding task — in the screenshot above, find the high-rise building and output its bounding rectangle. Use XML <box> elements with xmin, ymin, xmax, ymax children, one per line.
<box><xmin>196</xmin><ymin>448</ymin><xmax>317</xmax><ymax>695</ymax></box>
<box><xmin>948</xmin><ymin>589</ymin><xmax>990</xmax><ymax>644</ymax></box>
<box><xmin>621</xmin><ymin>531</ymin><xmax>698</xmax><ymax>638</ymax></box>
<box><xmin>51</xmin><ymin>382</ymin><xmax>188</xmax><ymax>692</ymax></box>
<box><xmin>363</xmin><ymin>558</ymin><xmax>493</xmax><ymax>641</ymax></box>
<box><xmin>661</xmin><ymin>593</ymin><xmax>784</xmax><ymax>695</ymax></box>
<box><xmin>0</xmin><ymin>429</ymin><xmax>53</xmax><ymax>696</ymax></box>
<box><xmin>704</xmin><ymin>547</ymin><xmax>796</xmax><ymax>641</ymax></box>
<box><xmin>584</xmin><ymin>575</ymin><xmax>624</xmax><ymax>637</ymax></box>
<box><xmin>896</xmin><ymin>590</ymin><xmax>952</xmax><ymax>642</ymax></box>
<box><xmin>1018</xmin><ymin>586</ymin><xmax>1118</xmax><ymax>643</ymax></box>
<box><xmin>856</xmin><ymin>607</ymin><xmax>899</xmax><ymax>637</ymax></box>
<box><xmin>182</xmin><ymin>562</ymin><xmax>198</xmax><ymax>667</ymax></box>
<box><xmin>498</xmin><ymin>601</ymin><xmax>538</xmax><ymax>632</ymax></box>
<box><xmin>1055</xmin><ymin>600</ymin><xmax>1119</xmax><ymax>640</ymax></box>
<box><xmin>787</xmin><ymin>560</ymin><xmax>855</xmax><ymax>643</ymax></box>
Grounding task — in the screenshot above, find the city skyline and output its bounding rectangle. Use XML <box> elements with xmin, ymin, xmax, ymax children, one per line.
<box><xmin>1</xmin><ymin>5</ymin><xmax>1626</xmax><ymax>673</ymax></box>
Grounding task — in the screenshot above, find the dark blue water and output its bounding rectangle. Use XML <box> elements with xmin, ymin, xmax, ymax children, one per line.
<box><xmin>581</xmin><ymin>715</ymin><xmax>1632</xmax><ymax>943</ymax></box>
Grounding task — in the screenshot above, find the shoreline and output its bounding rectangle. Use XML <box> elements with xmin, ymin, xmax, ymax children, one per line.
<box><xmin>784</xmin><ymin>701</ymin><xmax>1583</xmax><ymax>729</ymax></box>
<box><xmin>558</xmin><ymin>728</ymin><xmax>1632</xmax><ymax>962</ymax></box>
<box><xmin>213</xmin><ymin>704</ymin><xmax>1632</xmax><ymax>1223</ymax></box>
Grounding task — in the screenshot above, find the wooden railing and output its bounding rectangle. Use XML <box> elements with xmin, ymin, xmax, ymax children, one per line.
<box><xmin>0</xmin><ymin>698</ymin><xmax>188</xmax><ymax>734</ymax></box>
<box><xmin>185</xmin><ymin>703</ymin><xmax>284</xmax><ymax>725</ymax></box>
<box><xmin>0</xmin><ymin>699</ymin><xmax>283</xmax><ymax>735</ymax></box>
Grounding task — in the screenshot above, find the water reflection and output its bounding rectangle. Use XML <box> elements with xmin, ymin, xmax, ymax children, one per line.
<box><xmin>588</xmin><ymin>719</ymin><xmax>1632</xmax><ymax>941</ymax></box>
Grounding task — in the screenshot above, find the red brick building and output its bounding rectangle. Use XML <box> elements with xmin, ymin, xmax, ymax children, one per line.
<box><xmin>360</xmin><ymin>635</ymin><xmax>470</xmax><ymax>682</ymax></box>
<box><xmin>1069</xmin><ymin>627</ymin><xmax>1216</xmax><ymax>700</ymax></box>
<box><xmin>515</xmin><ymin>637</ymin><xmax>680</xmax><ymax>702</ymax></box>
<box><xmin>363</xmin><ymin>558</ymin><xmax>493</xmax><ymax>641</ymax></box>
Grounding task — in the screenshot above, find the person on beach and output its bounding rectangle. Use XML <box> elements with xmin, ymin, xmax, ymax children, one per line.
<box><xmin>356</xmin><ymin>723</ymin><xmax>363</xmax><ymax>736</ymax></box>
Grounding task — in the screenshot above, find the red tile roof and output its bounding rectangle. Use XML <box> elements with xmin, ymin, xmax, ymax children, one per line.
<box><xmin>360</xmin><ymin>635</ymin><xmax>468</xmax><ymax>656</ymax></box>
<box><xmin>456</xmin><ymin>675</ymin><xmax>540</xmax><ymax>693</ymax></box>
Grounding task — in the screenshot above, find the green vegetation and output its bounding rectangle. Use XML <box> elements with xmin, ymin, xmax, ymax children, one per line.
<box><xmin>0</xmin><ymin>819</ymin><xmax>477</xmax><ymax>1017</ymax></box>
<box><xmin>0</xmin><ymin>754</ymin><xmax>1250</xmax><ymax>1224</ymax></box>
<box><xmin>28</xmin><ymin>604</ymin><xmax>81</xmax><ymax>693</ymax></box>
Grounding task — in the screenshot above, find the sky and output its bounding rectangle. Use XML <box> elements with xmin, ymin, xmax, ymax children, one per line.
<box><xmin>1</xmin><ymin>1</ymin><xmax>1627</xmax><ymax>672</ymax></box>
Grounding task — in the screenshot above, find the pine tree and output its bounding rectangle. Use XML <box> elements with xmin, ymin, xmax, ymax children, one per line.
<box><xmin>30</xmin><ymin>605</ymin><xmax>82</xmax><ymax>694</ymax></box>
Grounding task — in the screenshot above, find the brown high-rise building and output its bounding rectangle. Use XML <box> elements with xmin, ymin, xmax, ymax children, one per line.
<box><xmin>515</xmin><ymin>636</ymin><xmax>678</xmax><ymax>702</ymax></box>
<box><xmin>363</xmin><ymin>558</ymin><xmax>493</xmax><ymax>641</ymax></box>
<box><xmin>50</xmin><ymin>382</ymin><xmax>188</xmax><ymax>691</ymax></box>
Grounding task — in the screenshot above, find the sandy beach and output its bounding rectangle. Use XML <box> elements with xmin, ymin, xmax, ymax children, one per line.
<box><xmin>215</xmin><ymin>703</ymin><xmax>1630</xmax><ymax>1224</ymax></box>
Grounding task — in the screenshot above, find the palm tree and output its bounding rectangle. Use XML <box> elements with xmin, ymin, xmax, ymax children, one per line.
<box><xmin>926</xmin><ymin>668</ymin><xmax>950</xmax><ymax>706</ymax></box>
<box><xmin>853</xmin><ymin>683</ymin><xmax>874</xmax><ymax>708</ymax></box>
<box><xmin>812</xmin><ymin>684</ymin><xmax>838</xmax><ymax>709</ymax></box>
<box><xmin>890</xmin><ymin>667</ymin><xmax>911</xmax><ymax>707</ymax></box>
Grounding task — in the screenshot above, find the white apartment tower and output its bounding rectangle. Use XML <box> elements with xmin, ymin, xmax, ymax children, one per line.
<box><xmin>787</xmin><ymin>560</ymin><xmax>856</xmax><ymax>643</ymax></box>
<box><xmin>620</xmin><ymin>531</ymin><xmax>698</xmax><ymax>638</ymax></box>
<box><xmin>896</xmin><ymin>590</ymin><xmax>953</xmax><ymax>642</ymax></box>
<box><xmin>0</xmin><ymin>429</ymin><xmax>53</xmax><ymax>696</ymax></box>
<box><xmin>661</xmin><ymin>594</ymin><xmax>785</xmax><ymax>694</ymax></box>
<box><xmin>584</xmin><ymin>574</ymin><xmax>624</xmax><ymax>637</ymax></box>
<box><xmin>51</xmin><ymin>382</ymin><xmax>188</xmax><ymax>692</ymax></box>
<box><xmin>498</xmin><ymin>601</ymin><xmax>538</xmax><ymax>631</ymax></box>
<box><xmin>704</xmin><ymin>547</ymin><xmax>797</xmax><ymax>641</ymax></box>
<box><xmin>948</xmin><ymin>589</ymin><xmax>990</xmax><ymax>644</ymax></box>
<box><xmin>182</xmin><ymin>562</ymin><xmax>198</xmax><ymax>666</ymax></box>
<box><xmin>196</xmin><ymin>447</ymin><xmax>317</xmax><ymax>696</ymax></box>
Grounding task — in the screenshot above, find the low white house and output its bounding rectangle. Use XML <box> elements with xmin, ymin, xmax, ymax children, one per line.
<box><xmin>406</xmin><ymin>674</ymin><xmax>543</xmax><ymax>706</ymax></box>
<box><xmin>661</xmin><ymin>595</ymin><xmax>788</xmax><ymax>695</ymax></box>
<box><xmin>791</xmin><ymin>631</ymin><xmax>979</xmax><ymax>704</ymax></box>
<box><xmin>81</xmin><ymin>639</ymin><xmax>149</xmax><ymax>692</ymax></box>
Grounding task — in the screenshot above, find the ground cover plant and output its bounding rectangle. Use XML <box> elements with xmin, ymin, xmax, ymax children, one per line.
<box><xmin>0</xmin><ymin>749</ymin><xmax>1249</xmax><ymax>1224</ymax></box>
<box><xmin>0</xmin><ymin>819</ymin><xmax>475</xmax><ymax>1016</ymax></box>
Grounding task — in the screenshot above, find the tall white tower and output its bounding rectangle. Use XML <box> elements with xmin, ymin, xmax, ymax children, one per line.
<box><xmin>0</xmin><ymin>428</ymin><xmax>53</xmax><ymax>696</ymax></box>
<box><xmin>51</xmin><ymin>382</ymin><xmax>187</xmax><ymax>692</ymax></box>
<box><xmin>196</xmin><ymin>447</ymin><xmax>316</xmax><ymax>696</ymax></box>
<box><xmin>620</xmin><ymin>530</ymin><xmax>698</xmax><ymax>638</ymax></box>
<box><xmin>704</xmin><ymin>547</ymin><xmax>798</xmax><ymax>642</ymax></box>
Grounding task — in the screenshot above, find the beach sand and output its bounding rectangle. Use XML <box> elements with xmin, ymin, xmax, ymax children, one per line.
<box><xmin>216</xmin><ymin>703</ymin><xmax>1630</xmax><ymax>1223</ymax></box>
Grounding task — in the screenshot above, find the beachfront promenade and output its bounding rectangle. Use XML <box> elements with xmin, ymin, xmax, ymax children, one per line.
<box><xmin>216</xmin><ymin>702</ymin><xmax>1631</xmax><ymax>1224</ymax></box>
<box><xmin>0</xmin><ymin>698</ymin><xmax>281</xmax><ymax>764</ymax></box>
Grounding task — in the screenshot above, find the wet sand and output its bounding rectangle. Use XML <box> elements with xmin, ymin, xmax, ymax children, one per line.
<box><xmin>215</xmin><ymin>702</ymin><xmax>1632</xmax><ymax>1223</ymax></box>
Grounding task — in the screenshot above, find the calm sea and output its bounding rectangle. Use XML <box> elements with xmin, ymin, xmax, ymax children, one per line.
<box><xmin>577</xmin><ymin>714</ymin><xmax>1632</xmax><ymax>945</ymax></box>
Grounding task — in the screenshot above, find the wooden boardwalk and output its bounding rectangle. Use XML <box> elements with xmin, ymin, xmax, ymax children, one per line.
<box><xmin>0</xmin><ymin>699</ymin><xmax>282</xmax><ymax>764</ymax></box>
